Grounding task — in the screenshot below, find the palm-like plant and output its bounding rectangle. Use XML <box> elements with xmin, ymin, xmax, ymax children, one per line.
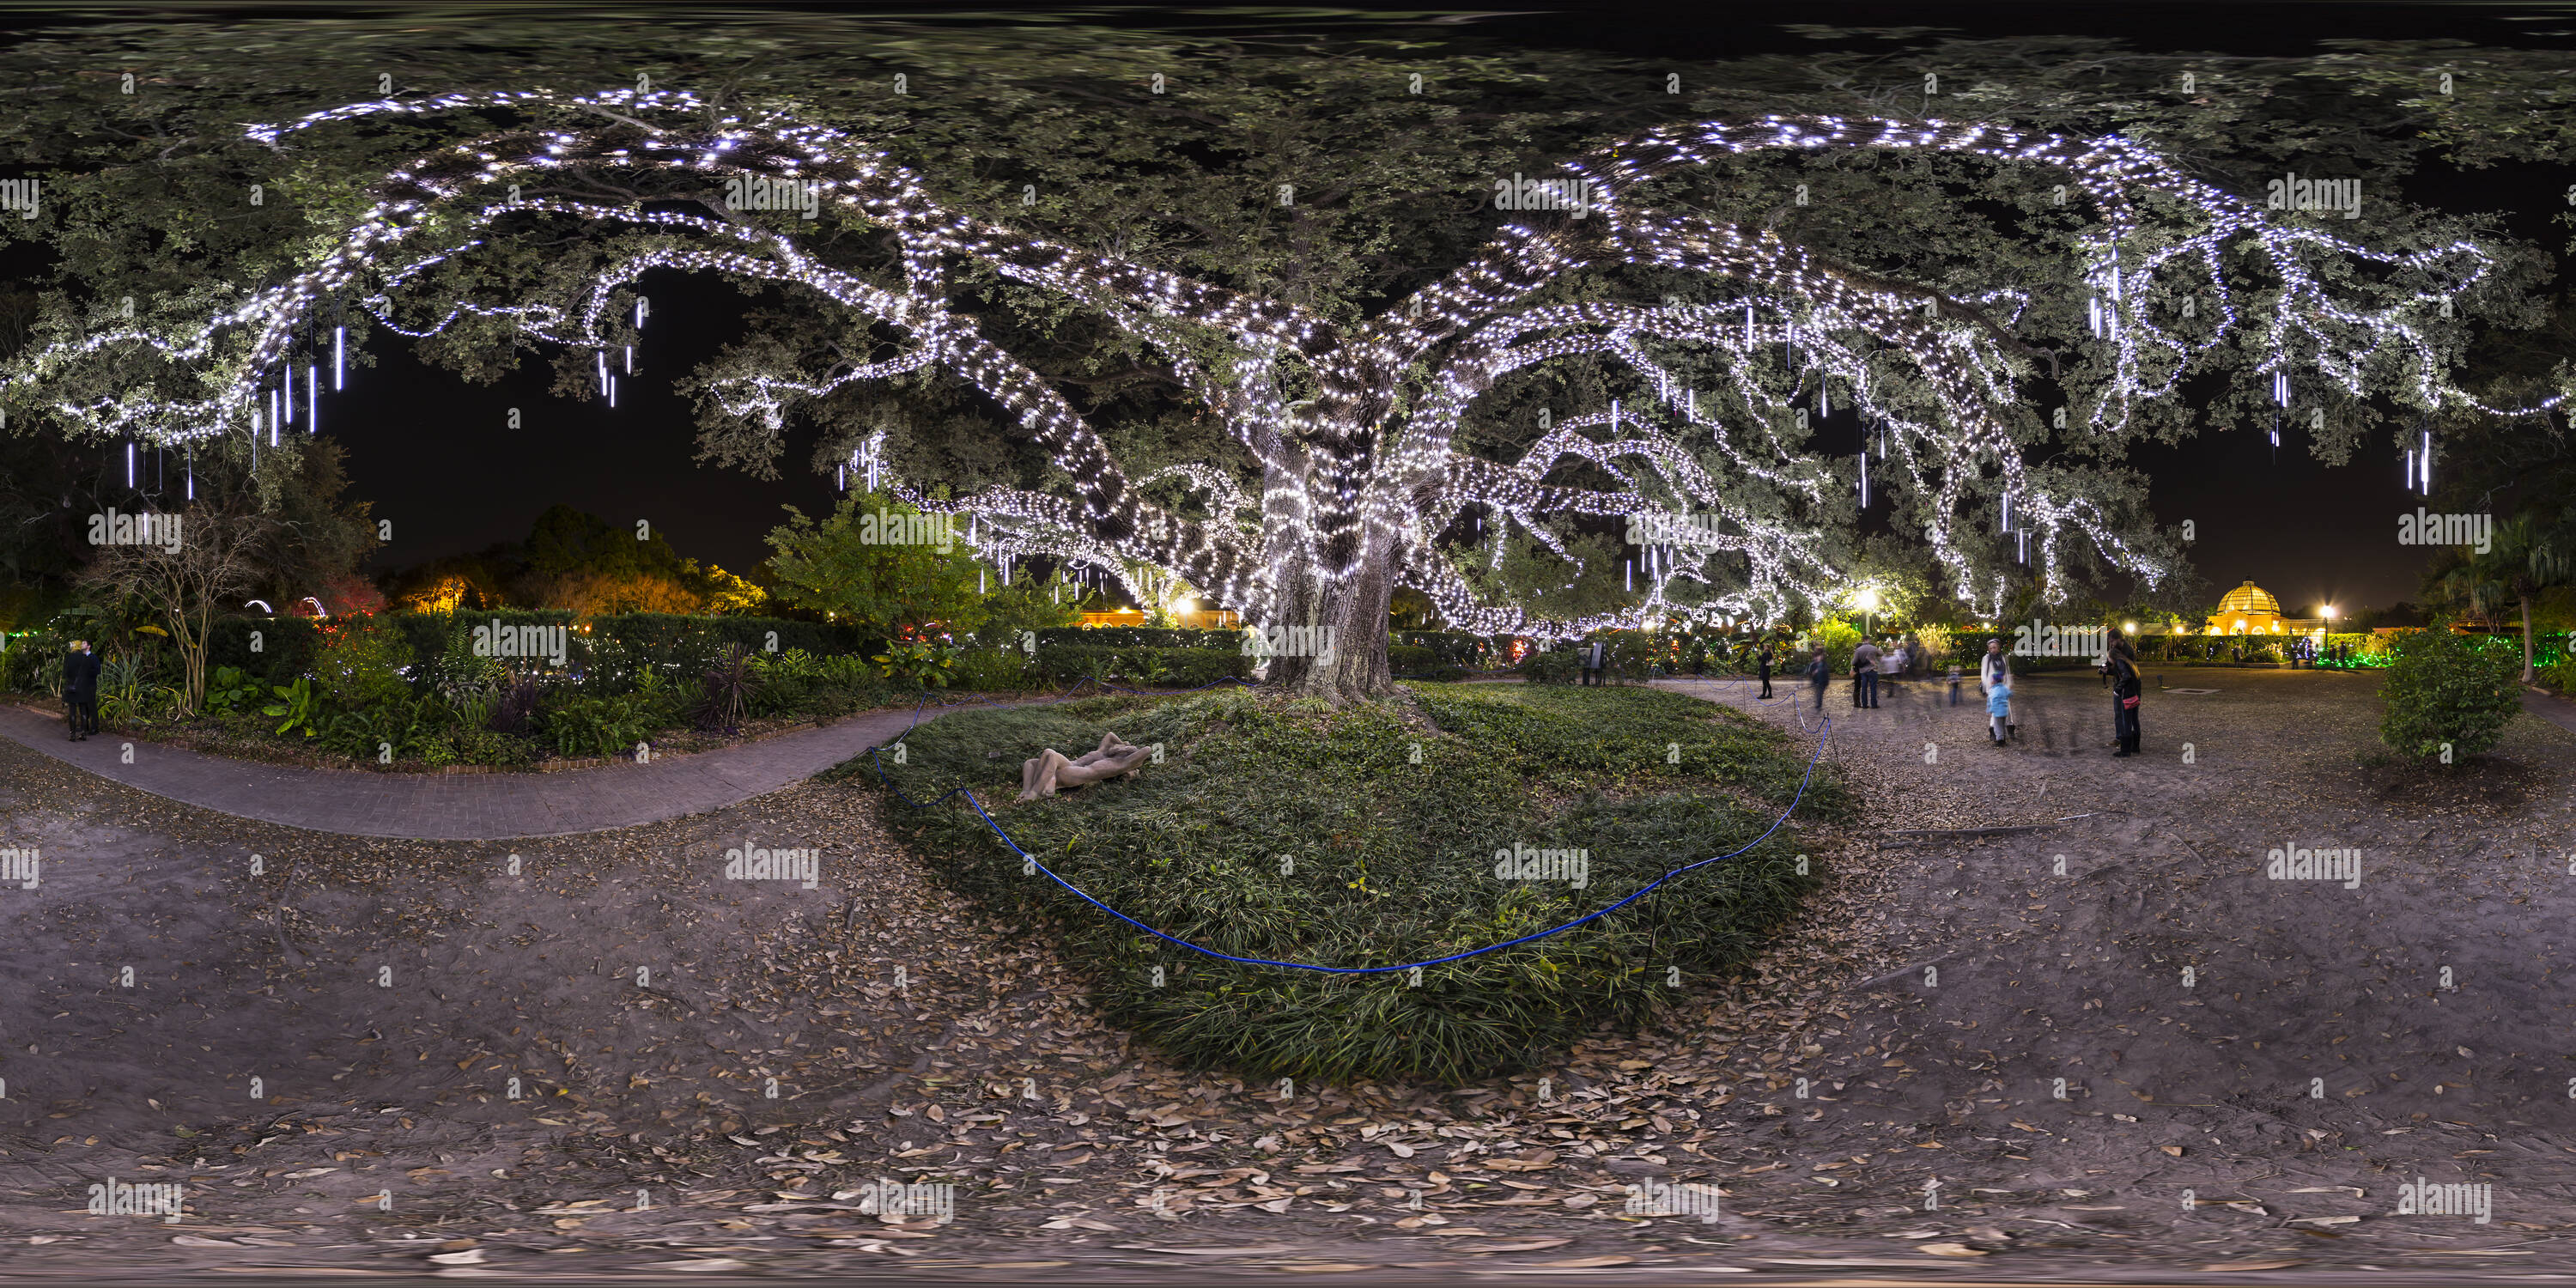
<box><xmin>2427</xmin><ymin>505</ymin><xmax>2576</xmax><ymax>685</ymax></box>
<box><xmin>697</xmin><ymin>645</ymin><xmax>762</xmax><ymax>733</ymax></box>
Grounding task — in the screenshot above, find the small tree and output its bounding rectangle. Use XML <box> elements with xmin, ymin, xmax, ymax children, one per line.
<box><xmin>2378</xmin><ymin>623</ymin><xmax>2522</xmax><ymax>765</ymax></box>
<box><xmin>971</xmin><ymin>573</ymin><xmax>1081</xmax><ymax>650</ymax></box>
<box><xmin>762</xmin><ymin>493</ymin><xmax>989</xmax><ymax>640</ymax></box>
<box><xmin>78</xmin><ymin>501</ymin><xmax>272</xmax><ymax>714</ymax></box>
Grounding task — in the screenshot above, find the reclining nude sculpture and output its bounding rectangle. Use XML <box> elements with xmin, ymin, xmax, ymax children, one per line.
<box><xmin>1018</xmin><ymin>731</ymin><xmax>1153</xmax><ymax>802</ymax></box>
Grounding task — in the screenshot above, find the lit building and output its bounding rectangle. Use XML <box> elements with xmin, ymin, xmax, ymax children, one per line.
<box><xmin>2203</xmin><ymin>580</ymin><xmax>2326</xmax><ymax>636</ymax></box>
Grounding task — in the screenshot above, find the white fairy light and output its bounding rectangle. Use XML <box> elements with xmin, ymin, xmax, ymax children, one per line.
<box><xmin>3</xmin><ymin>93</ymin><xmax>2552</xmax><ymax>640</ymax></box>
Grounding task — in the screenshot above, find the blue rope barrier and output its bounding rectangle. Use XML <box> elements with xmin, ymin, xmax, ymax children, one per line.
<box><xmin>865</xmin><ymin>696</ymin><xmax>1834</xmax><ymax>975</ymax></box>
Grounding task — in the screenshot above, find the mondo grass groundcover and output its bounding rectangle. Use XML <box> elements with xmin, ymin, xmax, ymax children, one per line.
<box><xmin>861</xmin><ymin>683</ymin><xmax>1852</xmax><ymax>1086</ymax></box>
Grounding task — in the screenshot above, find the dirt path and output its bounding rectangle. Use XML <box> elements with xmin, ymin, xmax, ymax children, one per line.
<box><xmin>3</xmin><ymin>669</ymin><xmax>2573</xmax><ymax>1280</ymax></box>
<box><xmin>0</xmin><ymin>693</ymin><xmax>1017</xmax><ymax>840</ymax></box>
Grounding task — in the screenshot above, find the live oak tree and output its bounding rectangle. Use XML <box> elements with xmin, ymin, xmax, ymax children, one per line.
<box><xmin>1</xmin><ymin>17</ymin><xmax>2566</xmax><ymax>702</ymax></box>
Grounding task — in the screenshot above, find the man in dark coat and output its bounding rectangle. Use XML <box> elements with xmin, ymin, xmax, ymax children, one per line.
<box><xmin>63</xmin><ymin>640</ymin><xmax>102</xmax><ymax>742</ymax></box>
<box><xmin>1756</xmin><ymin>642</ymin><xmax>1774</xmax><ymax>699</ymax></box>
<box><xmin>2110</xmin><ymin>637</ymin><xmax>2142</xmax><ymax>756</ymax></box>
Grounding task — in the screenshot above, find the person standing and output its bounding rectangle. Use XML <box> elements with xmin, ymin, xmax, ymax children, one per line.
<box><xmin>1756</xmin><ymin>642</ymin><xmax>1774</xmax><ymax>699</ymax></box>
<box><xmin>1807</xmin><ymin>647</ymin><xmax>1829</xmax><ymax>711</ymax></box>
<box><xmin>1979</xmin><ymin>638</ymin><xmax>2014</xmax><ymax>739</ymax></box>
<box><xmin>1881</xmin><ymin>638</ymin><xmax>1906</xmax><ymax>696</ymax></box>
<box><xmin>63</xmin><ymin>639</ymin><xmax>101</xmax><ymax>742</ymax></box>
<box><xmin>1851</xmin><ymin>636</ymin><xmax>1880</xmax><ymax>708</ymax></box>
<box><xmin>1986</xmin><ymin>668</ymin><xmax>2014</xmax><ymax>745</ymax></box>
<box><xmin>2111</xmin><ymin>637</ymin><xmax>2143</xmax><ymax>756</ymax></box>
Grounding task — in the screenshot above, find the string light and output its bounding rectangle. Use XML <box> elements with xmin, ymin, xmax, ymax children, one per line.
<box><xmin>5</xmin><ymin>91</ymin><xmax>2556</xmax><ymax>640</ymax></box>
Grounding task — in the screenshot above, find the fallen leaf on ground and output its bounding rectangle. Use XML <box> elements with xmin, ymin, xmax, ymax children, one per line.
<box><xmin>1113</xmin><ymin>1244</ymin><xmax>1299</xmax><ymax>1255</ymax></box>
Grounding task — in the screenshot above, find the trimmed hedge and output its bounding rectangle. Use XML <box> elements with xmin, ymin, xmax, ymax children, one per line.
<box><xmin>1035</xmin><ymin>626</ymin><xmax>1241</xmax><ymax>650</ymax></box>
<box><xmin>1034</xmin><ymin>644</ymin><xmax>1254</xmax><ymax>688</ymax></box>
<box><xmin>204</xmin><ymin>611</ymin><xmax>878</xmax><ymax>693</ymax></box>
<box><xmin>1393</xmin><ymin>630</ymin><xmax>1514</xmax><ymax>667</ymax></box>
<box><xmin>1388</xmin><ymin>644</ymin><xmax>1467</xmax><ymax>680</ymax></box>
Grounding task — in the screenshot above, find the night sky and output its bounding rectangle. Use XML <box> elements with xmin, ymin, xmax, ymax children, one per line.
<box><xmin>265</xmin><ymin>3</ymin><xmax>2573</xmax><ymax>616</ymax></box>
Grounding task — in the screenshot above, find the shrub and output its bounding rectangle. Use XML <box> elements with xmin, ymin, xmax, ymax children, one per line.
<box><xmin>1804</xmin><ymin>618</ymin><xmax>1862</xmax><ymax>677</ymax></box>
<box><xmin>1594</xmin><ymin>630</ymin><xmax>1662</xmax><ymax>682</ymax></box>
<box><xmin>540</xmin><ymin>690</ymin><xmax>659</xmax><ymax>759</ymax></box>
<box><xmin>1392</xmin><ymin>630</ymin><xmax>1506</xmax><ymax>668</ymax></box>
<box><xmin>262</xmin><ymin>677</ymin><xmax>323</xmax><ymax>738</ymax></box>
<box><xmin>489</xmin><ymin>675</ymin><xmax>544</xmax><ymax>737</ymax></box>
<box><xmin>419</xmin><ymin>618</ymin><xmax>509</xmax><ymax>707</ymax></box>
<box><xmin>743</xmin><ymin>647</ymin><xmax>892</xmax><ymax>718</ymax></box>
<box><xmin>2379</xmin><ymin>624</ymin><xmax>2523</xmax><ymax>763</ymax></box>
<box><xmin>1036</xmin><ymin>645</ymin><xmax>1253</xmax><ymax>688</ymax></box>
<box><xmin>873</xmin><ymin>685</ymin><xmax>1842</xmax><ymax>1084</ymax></box>
<box><xmin>872</xmin><ymin>640</ymin><xmax>963</xmax><ymax>690</ymax></box>
<box><xmin>2543</xmin><ymin>654</ymin><xmax>2576</xmax><ymax>696</ymax></box>
<box><xmin>1388</xmin><ymin>644</ymin><xmax>1440</xmax><ymax>674</ymax></box>
<box><xmin>319</xmin><ymin>696</ymin><xmax>447</xmax><ymax>762</ymax></box>
<box><xmin>3</xmin><ymin>633</ymin><xmax>66</xmax><ymax>695</ymax></box>
<box><xmin>1035</xmin><ymin>626</ymin><xmax>1238</xmax><ymax>651</ymax></box>
<box><xmin>312</xmin><ymin>619</ymin><xmax>416</xmax><ymax>713</ymax></box>
<box><xmin>1519</xmin><ymin>648</ymin><xmax>1582</xmax><ymax>684</ymax></box>
<box><xmin>203</xmin><ymin>665</ymin><xmax>266</xmax><ymax>715</ymax></box>
<box><xmin>697</xmin><ymin>645</ymin><xmax>762</xmax><ymax>732</ymax></box>
<box><xmin>206</xmin><ymin>616</ymin><xmax>325</xmax><ymax>688</ymax></box>
<box><xmin>951</xmin><ymin>647</ymin><xmax>1032</xmax><ymax>692</ymax></box>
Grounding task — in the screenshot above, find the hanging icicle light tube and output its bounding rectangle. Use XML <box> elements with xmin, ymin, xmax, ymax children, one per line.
<box><xmin>0</xmin><ymin>93</ymin><xmax>2553</xmax><ymax>635</ymax></box>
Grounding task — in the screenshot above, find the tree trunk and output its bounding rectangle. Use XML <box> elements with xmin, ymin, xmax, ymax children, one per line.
<box><xmin>1262</xmin><ymin>543</ymin><xmax>1396</xmax><ymax>707</ymax></box>
<box><xmin>2520</xmin><ymin>592</ymin><xmax>2536</xmax><ymax>685</ymax></box>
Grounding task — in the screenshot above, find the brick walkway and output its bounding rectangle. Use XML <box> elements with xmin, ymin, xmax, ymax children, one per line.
<box><xmin>0</xmin><ymin>697</ymin><xmax>1010</xmax><ymax>840</ymax></box>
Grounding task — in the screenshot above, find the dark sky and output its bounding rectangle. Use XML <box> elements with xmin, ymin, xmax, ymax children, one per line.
<box><xmin>326</xmin><ymin>273</ymin><xmax>841</xmax><ymax>579</ymax></box>
<box><xmin>144</xmin><ymin>2</ymin><xmax>2575</xmax><ymax>613</ymax></box>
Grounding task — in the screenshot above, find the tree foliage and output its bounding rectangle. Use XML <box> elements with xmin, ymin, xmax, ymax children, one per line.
<box><xmin>762</xmin><ymin>493</ymin><xmax>987</xmax><ymax>639</ymax></box>
<box><xmin>1</xmin><ymin>16</ymin><xmax>2569</xmax><ymax>705</ymax></box>
<box><xmin>2377</xmin><ymin>622</ymin><xmax>2523</xmax><ymax>762</ymax></box>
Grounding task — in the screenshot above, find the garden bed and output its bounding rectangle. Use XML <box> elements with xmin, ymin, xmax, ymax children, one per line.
<box><xmin>864</xmin><ymin>682</ymin><xmax>1852</xmax><ymax>1085</ymax></box>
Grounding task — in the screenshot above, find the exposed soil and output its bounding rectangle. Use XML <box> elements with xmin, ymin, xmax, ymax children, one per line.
<box><xmin>2</xmin><ymin>667</ymin><xmax>2573</xmax><ymax>1281</ymax></box>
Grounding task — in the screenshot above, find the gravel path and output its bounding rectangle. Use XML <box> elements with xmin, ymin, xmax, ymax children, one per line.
<box><xmin>7</xmin><ymin>669</ymin><xmax>2576</xmax><ymax>1281</ymax></box>
<box><xmin>0</xmin><ymin>696</ymin><xmax>992</xmax><ymax>840</ymax></box>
